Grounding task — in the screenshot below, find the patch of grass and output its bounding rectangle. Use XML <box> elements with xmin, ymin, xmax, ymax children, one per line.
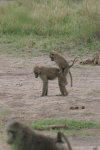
<box><xmin>0</xmin><ymin>109</ymin><xmax>11</xmax><ymax>117</ymax></box>
<box><xmin>88</xmin><ymin>90</ymin><xmax>100</xmax><ymax>94</ymax></box>
<box><xmin>31</xmin><ymin>119</ymin><xmax>100</xmax><ymax>131</ymax></box>
<box><xmin>0</xmin><ymin>0</ymin><xmax>100</xmax><ymax>43</ymax></box>
<box><xmin>0</xmin><ymin>34</ymin><xmax>100</xmax><ymax>57</ymax></box>
<box><xmin>0</xmin><ymin>109</ymin><xmax>11</xmax><ymax>129</ymax></box>
<box><xmin>50</xmin><ymin>129</ymin><xmax>95</xmax><ymax>136</ymax></box>
<box><xmin>72</xmin><ymin>65</ymin><xmax>89</xmax><ymax>69</ymax></box>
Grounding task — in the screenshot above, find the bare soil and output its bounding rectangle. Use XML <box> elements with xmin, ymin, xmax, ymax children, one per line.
<box><xmin>0</xmin><ymin>53</ymin><xmax>100</xmax><ymax>150</ymax></box>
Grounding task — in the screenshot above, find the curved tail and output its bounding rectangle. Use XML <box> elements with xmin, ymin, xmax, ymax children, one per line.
<box><xmin>69</xmin><ymin>57</ymin><xmax>82</xmax><ymax>68</ymax></box>
<box><xmin>69</xmin><ymin>71</ymin><xmax>72</xmax><ymax>87</ymax></box>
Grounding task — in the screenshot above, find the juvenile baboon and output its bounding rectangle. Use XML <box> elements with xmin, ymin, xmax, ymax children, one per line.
<box><xmin>94</xmin><ymin>50</ymin><xmax>100</xmax><ymax>65</ymax></box>
<box><xmin>5</xmin><ymin>121</ymin><xmax>72</xmax><ymax>150</ymax></box>
<box><xmin>33</xmin><ymin>66</ymin><xmax>72</xmax><ymax>96</ymax></box>
<box><xmin>49</xmin><ymin>51</ymin><xmax>81</xmax><ymax>79</ymax></box>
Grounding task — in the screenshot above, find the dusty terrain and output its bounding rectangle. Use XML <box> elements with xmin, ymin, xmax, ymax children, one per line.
<box><xmin>0</xmin><ymin>53</ymin><xmax>100</xmax><ymax>149</ymax></box>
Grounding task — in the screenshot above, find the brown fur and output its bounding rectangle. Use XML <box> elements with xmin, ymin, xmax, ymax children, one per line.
<box><xmin>5</xmin><ymin>121</ymin><xmax>72</xmax><ymax>150</ymax></box>
<box><xmin>49</xmin><ymin>51</ymin><xmax>80</xmax><ymax>83</ymax></box>
<box><xmin>33</xmin><ymin>66</ymin><xmax>71</xmax><ymax>96</ymax></box>
<box><xmin>94</xmin><ymin>50</ymin><xmax>100</xmax><ymax>65</ymax></box>
<box><xmin>57</xmin><ymin>85</ymin><xmax>69</xmax><ymax>96</ymax></box>
<box><xmin>79</xmin><ymin>51</ymin><xmax>100</xmax><ymax>66</ymax></box>
<box><xmin>79</xmin><ymin>59</ymin><xmax>94</xmax><ymax>65</ymax></box>
<box><xmin>58</xmin><ymin>74</ymin><xmax>69</xmax><ymax>96</ymax></box>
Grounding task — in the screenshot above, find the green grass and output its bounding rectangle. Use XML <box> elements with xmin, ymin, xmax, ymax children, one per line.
<box><xmin>0</xmin><ymin>34</ymin><xmax>100</xmax><ymax>57</ymax></box>
<box><xmin>31</xmin><ymin>119</ymin><xmax>100</xmax><ymax>132</ymax></box>
<box><xmin>0</xmin><ymin>0</ymin><xmax>100</xmax><ymax>57</ymax></box>
<box><xmin>0</xmin><ymin>109</ymin><xmax>11</xmax><ymax>117</ymax></box>
<box><xmin>72</xmin><ymin>65</ymin><xmax>89</xmax><ymax>69</ymax></box>
<box><xmin>0</xmin><ymin>0</ymin><xmax>100</xmax><ymax>39</ymax></box>
<box><xmin>88</xmin><ymin>90</ymin><xmax>100</xmax><ymax>94</ymax></box>
<box><xmin>50</xmin><ymin>129</ymin><xmax>95</xmax><ymax>136</ymax></box>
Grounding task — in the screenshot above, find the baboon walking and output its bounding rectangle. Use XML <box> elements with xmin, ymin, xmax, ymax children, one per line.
<box><xmin>49</xmin><ymin>51</ymin><xmax>81</xmax><ymax>84</ymax></box>
<box><xmin>5</xmin><ymin>121</ymin><xmax>72</xmax><ymax>150</ymax></box>
<box><xmin>33</xmin><ymin>66</ymin><xmax>72</xmax><ymax>96</ymax></box>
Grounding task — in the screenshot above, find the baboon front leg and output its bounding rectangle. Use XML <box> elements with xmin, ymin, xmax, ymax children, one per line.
<box><xmin>41</xmin><ymin>77</ymin><xmax>48</xmax><ymax>96</ymax></box>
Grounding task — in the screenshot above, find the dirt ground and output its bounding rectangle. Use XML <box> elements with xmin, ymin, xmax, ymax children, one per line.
<box><xmin>0</xmin><ymin>53</ymin><xmax>100</xmax><ymax>149</ymax></box>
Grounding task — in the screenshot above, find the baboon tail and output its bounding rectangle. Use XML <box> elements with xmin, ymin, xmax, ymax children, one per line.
<box><xmin>69</xmin><ymin>57</ymin><xmax>82</xmax><ymax>68</ymax></box>
<box><xmin>69</xmin><ymin>71</ymin><xmax>72</xmax><ymax>87</ymax></box>
<box><xmin>57</xmin><ymin>132</ymin><xmax>72</xmax><ymax>150</ymax></box>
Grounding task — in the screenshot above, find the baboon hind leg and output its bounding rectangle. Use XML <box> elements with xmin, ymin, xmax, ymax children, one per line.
<box><xmin>58</xmin><ymin>74</ymin><xmax>68</xmax><ymax>86</ymax></box>
<box><xmin>45</xmin><ymin>85</ymin><xmax>48</xmax><ymax>96</ymax></box>
<box><xmin>64</xmin><ymin>69</ymin><xmax>73</xmax><ymax>87</ymax></box>
<box><xmin>57</xmin><ymin>85</ymin><xmax>68</xmax><ymax>96</ymax></box>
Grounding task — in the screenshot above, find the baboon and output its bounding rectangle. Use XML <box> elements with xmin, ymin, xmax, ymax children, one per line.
<box><xmin>33</xmin><ymin>66</ymin><xmax>72</xmax><ymax>96</ymax></box>
<box><xmin>49</xmin><ymin>51</ymin><xmax>81</xmax><ymax>80</ymax></box>
<box><xmin>5</xmin><ymin>121</ymin><xmax>72</xmax><ymax>150</ymax></box>
<box><xmin>79</xmin><ymin>59</ymin><xmax>94</xmax><ymax>65</ymax></box>
<box><xmin>94</xmin><ymin>50</ymin><xmax>100</xmax><ymax>65</ymax></box>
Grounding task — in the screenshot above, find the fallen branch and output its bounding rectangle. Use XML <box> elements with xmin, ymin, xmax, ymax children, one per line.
<box><xmin>44</xmin><ymin>124</ymin><xmax>68</xmax><ymax>130</ymax></box>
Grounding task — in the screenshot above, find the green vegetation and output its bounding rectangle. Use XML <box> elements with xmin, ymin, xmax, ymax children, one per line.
<box><xmin>0</xmin><ymin>109</ymin><xmax>11</xmax><ymax>117</ymax></box>
<box><xmin>0</xmin><ymin>0</ymin><xmax>100</xmax><ymax>56</ymax></box>
<box><xmin>88</xmin><ymin>90</ymin><xmax>100</xmax><ymax>94</ymax></box>
<box><xmin>0</xmin><ymin>0</ymin><xmax>100</xmax><ymax>39</ymax></box>
<box><xmin>72</xmin><ymin>65</ymin><xmax>89</xmax><ymax>69</ymax></box>
<box><xmin>30</xmin><ymin>118</ymin><xmax>100</xmax><ymax>135</ymax></box>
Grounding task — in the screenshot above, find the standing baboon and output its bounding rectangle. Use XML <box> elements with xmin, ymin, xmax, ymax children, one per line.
<box><xmin>49</xmin><ymin>51</ymin><xmax>81</xmax><ymax>80</ymax></box>
<box><xmin>94</xmin><ymin>50</ymin><xmax>100</xmax><ymax>65</ymax></box>
<box><xmin>5</xmin><ymin>121</ymin><xmax>72</xmax><ymax>150</ymax></box>
<box><xmin>33</xmin><ymin>66</ymin><xmax>72</xmax><ymax>96</ymax></box>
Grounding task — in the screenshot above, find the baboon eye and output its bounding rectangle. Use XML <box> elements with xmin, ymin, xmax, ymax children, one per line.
<box><xmin>52</xmin><ymin>54</ymin><xmax>54</xmax><ymax>56</ymax></box>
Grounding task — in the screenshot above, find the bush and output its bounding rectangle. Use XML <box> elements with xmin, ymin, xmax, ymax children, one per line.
<box><xmin>0</xmin><ymin>0</ymin><xmax>100</xmax><ymax>41</ymax></box>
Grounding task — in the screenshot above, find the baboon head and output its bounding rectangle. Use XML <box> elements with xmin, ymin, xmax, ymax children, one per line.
<box><xmin>49</xmin><ymin>51</ymin><xmax>56</xmax><ymax>61</ymax></box>
<box><xmin>33</xmin><ymin>66</ymin><xmax>41</xmax><ymax>78</ymax></box>
<box><xmin>5</xmin><ymin>121</ymin><xmax>25</xmax><ymax>145</ymax></box>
